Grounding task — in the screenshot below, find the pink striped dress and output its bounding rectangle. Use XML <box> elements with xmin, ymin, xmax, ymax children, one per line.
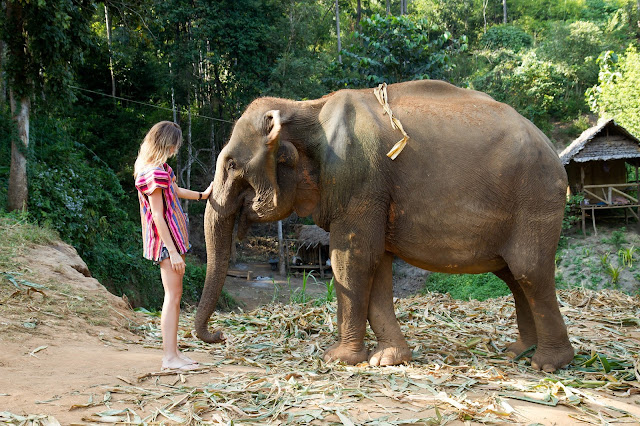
<box><xmin>135</xmin><ymin>163</ymin><xmax>190</xmax><ymax>261</ymax></box>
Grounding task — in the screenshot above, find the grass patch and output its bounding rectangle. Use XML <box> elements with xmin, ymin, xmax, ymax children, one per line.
<box><xmin>422</xmin><ymin>272</ymin><xmax>510</xmax><ymax>301</ymax></box>
<box><xmin>0</xmin><ymin>210</ymin><xmax>59</xmax><ymax>268</ymax></box>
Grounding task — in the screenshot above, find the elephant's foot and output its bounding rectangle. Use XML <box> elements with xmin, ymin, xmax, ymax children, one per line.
<box><xmin>504</xmin><ymin>339</ymin><xmax>537</xmax><ymax>358</ymax></box>
<box><xmin>323</xmin><ymin>342</ymin><xmax>369</xmax><ymax>365</ymax></box>
<box><xmin>369</xmin><ymin>342</ymin><xmax>412</xmax><ymax>367</ymax></box>
<box><xmin>531</xmin><ymin>343</ymin><xmax>575</xmax><ymax>373</ymax></box>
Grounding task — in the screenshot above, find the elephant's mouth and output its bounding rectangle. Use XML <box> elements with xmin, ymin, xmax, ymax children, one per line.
<box><xmin>236</xmin><ymin>194</ymin><xmax>255</xmax><ymax>240</ymax></box>
<box><xmin>234</xmin><ymin>186</ymin><xmax>281</xmax><ymax>240</ymax></box>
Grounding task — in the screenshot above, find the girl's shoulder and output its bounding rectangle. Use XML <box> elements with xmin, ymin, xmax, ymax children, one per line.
<box><xmin>136</xmin><ymin>164</ymin><xmax>168</xmax><ymax>178</ymax></box>
<box><xmin>135</xmin><ymin>164</ymin><xmax>171</xmax><ymax>192</ymax></box>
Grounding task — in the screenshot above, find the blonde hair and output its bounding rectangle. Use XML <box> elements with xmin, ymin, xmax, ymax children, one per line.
<box><xmin>134</xmin><ymin>121</ymin><xmax>182</xmax><ymax>176</ymax></box>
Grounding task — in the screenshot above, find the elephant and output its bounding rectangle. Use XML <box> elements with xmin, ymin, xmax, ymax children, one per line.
<box><xmin>195</xmin><ymin>79</ymin><xmax>574</xmax><ymax>373</ymax></box>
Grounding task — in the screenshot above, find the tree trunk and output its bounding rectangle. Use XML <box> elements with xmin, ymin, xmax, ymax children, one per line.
<box><xmin>0</xmin><ymin>40</ymin><xmax>6</xmax><ymax>106</ymax></box>
<box><xmin>7</xmin><ymin>90</ymin><xmax>30</xmax><ymax>212</ymax></box>
<box><xmin>335</xmin><ymin>0</ymin><xmax>342</xmax><ymax>64</ymax></box>
<box><xmin>184</xmin><ymin>103</ymin><xmax>192</xmax><ymax>214</ymax></box>
<box><xmin>482</xmin><ymin>0</ymin><xmax>488</xmax><ymax>33</ymax></box>
<box><xmin>104</xmin><ymin>3</ymin><xmax>116</xmax><ymax>99</ymax></box>
<box><xmin>386</xmin><ymin>0</ymin><xmax>390</xmax><ymax>15</ymax></box>
<box><xmin>356</xmin><ymin>0</ymin><xmax>361</xmax><ymax>30</ymax></box>
<box><xmin>503</xmin><ymin>0</ymin><xmax>508</xmax><ymax>24</ymax></box>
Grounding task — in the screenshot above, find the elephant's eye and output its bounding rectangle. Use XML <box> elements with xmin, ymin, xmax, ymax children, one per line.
<box><xmin>227</xmin><ymin>159</ymin><xmax>237</xmax><ymax>170</ymax></box>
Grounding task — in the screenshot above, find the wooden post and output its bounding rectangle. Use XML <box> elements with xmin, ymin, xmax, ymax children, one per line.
<box><xmin>278</xmin><ymin>220</ymin><xmax>285</xmax><ymax>276</ymax></box>
<box><xmin>636</xmin><ymin>165</ymin><xmax>640</xmax><ymax>233</ymax></box>
<box><xmin>592</xmin><ymin>207</ymin><xmax>597</xmax><ymax>236</ymax></box>
<box><xmin>582</xmin><ymin>208</ymin><xmax>586</xmax><ymax>236</ymax></box>
<box><xmin>318</xmin><ymin>245</ymin><xmax>324</xmax><ymax>279</ymax></box>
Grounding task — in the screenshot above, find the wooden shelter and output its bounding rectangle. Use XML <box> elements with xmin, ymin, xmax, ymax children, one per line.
<box><xmin>559</xmin><ymin>119</ymin><xmax>640</xmax><ymax>235</ymax></box>
<box><xmin>284</xmin><ymin>225</ymin><xmax>332</xmax><ymax>278</ymax></box>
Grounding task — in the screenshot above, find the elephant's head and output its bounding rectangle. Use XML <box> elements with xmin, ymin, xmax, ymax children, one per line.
<box><xmin>195</xmin><ymin>102</ymin><xmax>319</xmax><ymax>343</ymax></box>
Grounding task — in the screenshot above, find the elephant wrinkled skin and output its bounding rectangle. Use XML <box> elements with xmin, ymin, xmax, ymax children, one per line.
<box><xmin>195</xmin><ymin>80</ymin><xmax>574</xmax><ymax>372</ymax></box>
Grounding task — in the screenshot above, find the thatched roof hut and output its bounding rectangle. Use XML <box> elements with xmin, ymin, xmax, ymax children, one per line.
<box><xmin>559</xmin><ymin>119</ymin><xmax>640</xmax><ymax>234</ymax></box>
<box><xmin>286</xmin><ymin>225</ymin><xmax>331</xmax><ymax>277</ymax></box>
<box><xmin>559</xmin><ymin>119</ymin><xmax>640</xmax><ymax>169</ymax></box>
<box><xmin>296</xmin><ymin>225</ymin><xmax>330</xmax><ymax>248</ymax></box>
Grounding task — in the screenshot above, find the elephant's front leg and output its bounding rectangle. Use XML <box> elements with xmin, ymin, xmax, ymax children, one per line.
<box><xmin>323</xmin><ymin>220</ymin><xmax>384</xmax><ymax>365</ymax></box>
<box><xmin>368</xmin><ymin>252</ymin><xmax>412</xmax><ymax>366</ymax></box>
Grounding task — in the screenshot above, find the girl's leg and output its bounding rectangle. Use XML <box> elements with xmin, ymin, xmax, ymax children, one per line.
<box><xmin>159</xmin><ymin>257</ymin><xmax>198</xmax><ymax>370</ymax></box>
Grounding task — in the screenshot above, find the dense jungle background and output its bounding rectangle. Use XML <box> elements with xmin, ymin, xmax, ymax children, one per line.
<box><xmin>1</xmin><ymin>0</ymin><xmax>640</xmax><ymax>309</ymax></box>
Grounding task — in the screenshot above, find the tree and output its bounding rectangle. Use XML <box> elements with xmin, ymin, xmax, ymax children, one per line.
<box><xmin>1</xmin><ymin>0</ymin><xmax>95</xmax><ymax>211</ymax></box>
<box><xmin>333</xmin><ymin>14</ymin><xmax>467</xmax><ymax>88</ymax></box>
<box><xmin>336</xmin><ymin>0</ymin><xmax>342</xmax><ymax>63</ymax></box>
<box><xmin>587</xmin><ymin>47</ymin><xmax>640</xmax><ymax>137</ymax></box>
<box><xmin>503</xmin><ymin>0</ymin><xmax>507</xmax><ymax>23</ymax></box>
<box><xmin>266</xmin><ymin>0</ymin><xmax>333</xmax><ymax>100</ymax></box>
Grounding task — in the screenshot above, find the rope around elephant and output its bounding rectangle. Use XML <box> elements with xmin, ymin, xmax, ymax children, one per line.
<box><xmin>373</xmin><ymin>82</ymin><xmax>411</xmax><ymax>160</ymax></box>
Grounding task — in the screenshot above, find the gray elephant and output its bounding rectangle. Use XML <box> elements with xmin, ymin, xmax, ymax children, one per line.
<box><xmin>195</xmin><ymin>80</ymin><xmax>574</xmax><ymax>373</ymax></box>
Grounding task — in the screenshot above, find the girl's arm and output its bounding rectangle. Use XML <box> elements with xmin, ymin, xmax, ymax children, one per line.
<box><xmin>148</xmin><ymin>188</ymin><xmax>186</xmax><ymax>274</ymax></box>
<box><xmin>174</xmin><ymin>181</ymin><xmax>214</xmax><ymax>201</ymax></box>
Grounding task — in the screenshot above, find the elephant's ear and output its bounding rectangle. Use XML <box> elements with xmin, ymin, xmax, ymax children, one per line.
<box><xmin>264</xmin><ymin>110</ymin><xmax>281</xmax><ymax>151</ymax></box>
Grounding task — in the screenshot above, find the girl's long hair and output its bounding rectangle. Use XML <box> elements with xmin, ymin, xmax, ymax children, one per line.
<box><xmin>134</xmin><ymin>121</ymin><xmax>183</xmax><ymax>176</ymax></box>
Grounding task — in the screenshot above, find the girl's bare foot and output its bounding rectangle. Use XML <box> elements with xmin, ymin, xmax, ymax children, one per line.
<box><xmin>162</xmin><ymin>355</ymin><xmax>200</xmax><ymax>371</ymax></box>
<box><xmin>178</xmin><ymin>352</ymin><xmax>196</xmax><ymax>365</ymax></box>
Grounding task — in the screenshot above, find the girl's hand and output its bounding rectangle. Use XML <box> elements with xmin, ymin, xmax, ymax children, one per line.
<box><xmin>201</xmin><ymin>181</ymin><xmax>214</xmax><ymax>200</ymax></box>
<box><xmin>169</xmin><ymin>251</ymin><xmax>186</xmax><ymax>275</ymax></box>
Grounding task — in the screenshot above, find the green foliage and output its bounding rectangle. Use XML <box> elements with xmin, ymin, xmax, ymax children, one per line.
<box><xmin>605</xmin><ymin>263</ymin><xmax>622</xmax><ymax>285</ymax></box>
<box><xmin>564</xmin><ymin>194</ymin><xmax>584</xmax><ymax>231</ymax></box>
<box><xmin>265</xmin><ymin>0</ymin><xmax>333</xmax><ymax>100</ymax></box>
<box><xmin>315</xmin><ymin>277</ymin><xmax>336</xmax><ymax>305</ymax></box>
<box><xmin>289</xmin><ymin>270</ymin><xmax>316</xmax><ymax>304</ymax></box>
<box><xmin>472</xmin><ymin>50</ymin><xmax>579</xmax><ymax>130</ymax></box>
<box><xmin>331</xmin><ymin>14</ymin><xmax>467</xmax><ymax>88</ymax></box>
<box><xmin>423</xmin><ymin>272</ymin><xmax>510</xmax><ymax>301</ymax></box>
<box><xmin>618</xmin><ymin>246</ymin><xmax>635</xmax><ymax>268</ymax></box>
<box><xmin>0</xmin><ymin>0</ymin><xmax>95</xmax><ymax>103</ymax></box>
<box><xmin>537</xmin><ymin>21</ymin><xmax>604</xmax><ymax>87</ymax></box>
<box><xmin>480</xmin><ymin>25</ymin><xmax>532</xmax><ymax>52</ymax></box>
<box><xmin>605</xmin><ymin>228</ymin><xmax>628</xmax><ymax>250</ymax></box>
<box><xmin>580</xmin><ymin>0</ymin><xmax>627</xmax><ymax>21</ymax></box>
<box><xmin>413</xmin><ymin>0</ymin><xmax>488</xmax><ymax>41</ymax></box>
<box><xmin>267</xmin><ymin>53</ymin><xmax>331</xmax><ymax>100</ymax></box>
<box><xmin>587</xmin><ymin>47</ymin><xmax>640</xmax><ymax>137</ymax></box>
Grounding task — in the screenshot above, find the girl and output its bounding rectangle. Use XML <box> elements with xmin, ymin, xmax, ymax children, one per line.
<box><xmin>134</xmin><ymin>121</ymin><xmax>214</xmax><ymax>371</ymax></box>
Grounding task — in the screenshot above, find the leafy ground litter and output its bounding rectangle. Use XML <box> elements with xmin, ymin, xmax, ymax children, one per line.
<box><xmin>5</xmin><ymin>288</ymin><xmax>639</xmax><ymax>425</ymax></box>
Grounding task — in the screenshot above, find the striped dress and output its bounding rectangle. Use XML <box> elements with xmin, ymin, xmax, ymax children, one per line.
<box><xmin>135</xmin><ymin>163</ymin><xmax>190</xmax><ymax>261</ymax></box>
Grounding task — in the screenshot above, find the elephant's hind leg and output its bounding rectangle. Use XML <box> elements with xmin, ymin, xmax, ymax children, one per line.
<box><xmin>368</xmin><ymin>252</ymin><xmax>411</xmax><ymax>366</ymax></box>
<box><xmin>493</xmin><ymin>267</ymin><xmax>538</xmax><ymax>356</ymax></box>
<box><xmin>503</xmin><ymin>256</ymin><xmax>574</xmax><ymax>372</ymax></box>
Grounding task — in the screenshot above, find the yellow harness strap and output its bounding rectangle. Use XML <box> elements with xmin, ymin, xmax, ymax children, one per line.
<box><xmin>373</xmin><ymin>82</ymin><xmax>410</xmax><ymax>160</ymax></box>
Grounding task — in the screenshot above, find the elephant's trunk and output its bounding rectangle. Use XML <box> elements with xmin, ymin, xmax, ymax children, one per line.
<box><xmin>194</xmin><ymin>202</ymin><xmax>235</xmax><ymax>343</ymax></box>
